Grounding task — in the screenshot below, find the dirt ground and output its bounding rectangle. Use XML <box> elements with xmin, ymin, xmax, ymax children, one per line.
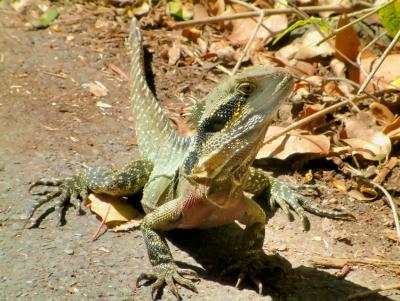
<box><xmin>0</xmin><ymin>2</ymin><xmax>399</xmax><ymax>301</ymax></box>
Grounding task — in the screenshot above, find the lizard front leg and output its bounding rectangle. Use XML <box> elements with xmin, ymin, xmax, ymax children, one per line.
<box><xmin>27</xmin><ymin>160</ymin><xmax>153</xmax><ymax>227</ymax></box>
<box><xmin>244</xmin><ymin>167</ymin><xmax>351</xmax><ymax>230</ymax></box>
<box><xmin>137</xmin><ymin>199</ymin><xmax>199</xmax><ymax>300</ymax></box>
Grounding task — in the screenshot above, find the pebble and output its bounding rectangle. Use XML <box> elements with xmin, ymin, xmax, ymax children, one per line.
<box><xmin>64</xmin><ymin>248</ymin><xmax>74</xmax><ymax>255</ymax></box>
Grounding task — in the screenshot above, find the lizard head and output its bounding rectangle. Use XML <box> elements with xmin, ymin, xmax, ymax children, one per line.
<box><xmin>184</xmin><ymin>66</ymin><xmax>294</xmax><ymax>192</ymax></box>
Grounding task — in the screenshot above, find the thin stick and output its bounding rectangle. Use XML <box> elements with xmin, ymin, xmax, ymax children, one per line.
<box><xmin>317</xmin><ymin>0</ymin><xmax>395</xmax><ymax>46</ymax></box>
<box><xmin>356</xmin><ymin>32</ymin><xmax>386</xmax><ymax>78</ymax></box>
<box><xmin>370</xmin><ymin>181</ymin><xmax>400</xmax><ymax>242</ymax></box>
<box><xmin>310</xmin><ymin>256</ymin><xmax>400</xmax><ymax>268</ymax></box>
<box><xmin>262</xmin><ymin>89</ymin><xmax>395</xmax><ymax>146</ymax></box>
<box><xmin>357</xmin><ymin>29</ymin><xmax>400</xmax><ymax>94</ymax></box>
<box><xmin>347</xmin><ymin>283</ymin><xmax>400</xmax><ymax>300</ymax></box>
<box><xmin>231</xmin><ymin>2</ymin><xmax>265</xmax><ymax>75</ymax></box>
<box><xmin>172</xmin><ymin>4</ymin><xmax>356</xmax><ymax>28</ymax></box>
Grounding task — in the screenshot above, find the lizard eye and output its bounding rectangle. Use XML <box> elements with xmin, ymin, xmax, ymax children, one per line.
<box><xmin>237</xmin><ymin>82</ymin><xmax>255</xmax><ymax>96</ymax></box>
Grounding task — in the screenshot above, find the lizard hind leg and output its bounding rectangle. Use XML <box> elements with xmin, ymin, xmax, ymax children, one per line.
<box><xmin>221</xmin><ymin>197</ymin><xmax>268</xmax><ymax>295</ymax></box>
<box><xmin>137</xmin><ymin>200</ymin><xmax>199</xmax><ymax>300</ymax></box>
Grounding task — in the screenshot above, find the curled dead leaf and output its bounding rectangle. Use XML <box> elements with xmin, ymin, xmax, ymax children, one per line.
<box><xmin>257</xmin><ymin>126</ymin><xmax>330</xmax><ymax>160</ymax></box>
<box><xmin>370</xmin><ymin>102</ymin><xmax>395</xmax><ymax>124</ymax></box>
<box><xmin>348</xmin><ymin>189</ymin><xmax>377</xmax><ymax>202</ymax></box>
<box><xmin>342</xmin><ymin>132</ymin><xmax>391</xmax><ymax>161</ymax></box>
<box><xmin>360</xmin><ymin>54</ymin><xmax>400</xmax><ymax>91</ymax></box>
<box><xmin>383</xmin><ymin>116</ymin><xmax>400</xmax><ymax>140</ymax></box>
<box><xmin>87</xmin><ymin>193</ymin><xmax>139</xmax><ymax>228</ymax></box>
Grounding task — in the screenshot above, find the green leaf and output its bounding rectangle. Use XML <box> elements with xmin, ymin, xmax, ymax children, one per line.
<box><xmin>31</xmin><ymin>7</ymin><xmax>59</xmax><ymax>29</ymax></box>
<box><xmin>272</xmin><ymin>17</ymin><xmax>331</xmax><ymax>45</ymax></box>
<box><xmin>378</xmin><ymin>0</ymin><xmax>400</xmax><ymax>37</ymax></box>
<box><xmin>167</xmin><ymin>1</ymin><xmax>193</xmax><ymax>21</ymax></box>
<box><xmin>168</xmin><ymin>1</ymin><xmax>183</xmax><ymax>19</ymax></box>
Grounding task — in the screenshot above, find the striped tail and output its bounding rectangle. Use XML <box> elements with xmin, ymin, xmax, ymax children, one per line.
<box><xmin>127</xmin><ymin>19</ymin><xmax>190</xmax><ymax>166</ymax></box>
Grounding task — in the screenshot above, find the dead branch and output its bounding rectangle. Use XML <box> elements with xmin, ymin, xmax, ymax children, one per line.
<box><xmin>172</xmin><ymin>4</ymin><xmax>360</xmax><ymax>28</ymax></box>
<box><xmin>310</xmin><ymin>256</ymin><xmax>400</xmax><ymax>269</ymax></box>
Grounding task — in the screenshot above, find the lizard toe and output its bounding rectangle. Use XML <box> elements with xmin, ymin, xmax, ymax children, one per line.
<box><xmin>137</xmin><ymin>263</ymin><xmax>198</xmax><ymax>300</ymax></box>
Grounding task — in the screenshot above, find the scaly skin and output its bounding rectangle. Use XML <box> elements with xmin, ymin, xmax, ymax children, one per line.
<box><xmin>27</xmin><ymin>18</ymin><xmax>351</xmax><ymax>299</ymax></box>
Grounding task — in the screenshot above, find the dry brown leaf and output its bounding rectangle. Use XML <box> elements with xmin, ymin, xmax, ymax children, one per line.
<box><xmin>360</xmin><ymin>54</ymin><xmax>400</xmax><ymax>91</ymax></box>
<box><xmin>168</xmin><ymin>41</ymin><xmax>181</xmax><ymax>65</ymax></box>
<box><xmin>87</xmin><ymin>193</ymin><xmax>139</xmax><ymax>227</ymax></box>
<box><xmin>342</xmin><ymin>132</ymin><xmax>391</xmax><ymax>161</ymax></box>
<box><xmin>88</xmin><ymin>81</ymin><xmax>108</xmax><ymax>97</ymax></box>
<box><xmin>182</xmin><ymin>28</ymin><xmax>201</xmax><ymax>42</ymax></box>
<box><xmin>228</xmin><ymin>5</ymin><xmax>287</xmax><ymax>45</ymax></box>
<box><xmin>193</xmin><ymin>3</ymin><xmax>209</xmax><ymax>20</ymax></box>
<box><xmin>318</xmin><ymin>0</ymin><xmax>352</xmax><ymax>17</ymax></box>
<box><xmin>383</xmin><ymin>116</ymin><xmax>400</xmax><ymax>140</ymax></box>
<box><xmin>111</xmin><ymin>218</ymin><xmax>142</xmax><ymax>232</ymax></box>
<box><xmin>370</xmin><ymin>102</ymin><xmax>395</xmax><ymax>124</ymax></box>
<box><xmin>335</xmin><ymin>15</ymin><xmax>360</xmax><ymax>62</ymax></box>
<box><xmin>257</xmin><ymin>126</ymin><xmax>330</xmax><ymax>160</ymax></box>
<box><xmin>211</xmin><ymin>0</ymin><xmax>225</xmax><ymax>16</ymax></box>
<box><xmin>298</xmin><ymin>103</ymin><xmax>326</xmax><ymax>131</ymax></box>
<box><xmin>131</xmin><ymin>1</ymin><xmax>150</xmax><ymax>16</ymax></box>
<box><xmin>343</xmin><ymin>112</ymin><xmax>380</xmax><ymax>139</ymax></box>
<box><xmin>330</xmin><ymin>58</ymin><xmax>346</xmax><ymax>77</ymax></box>
<box><xmin>209</xmin><ymin>40</ymin><xmax>236</xmax><ymax>61</ymax></box>
<box><xmin>348</xmin><ymin>189</ymin><xmax>377</xmax><ymax>202</ymax></box>
<box><xmin>329</xmin><ymin>178</ymin><xmax>348</xmax><ymax>192</ymax></box>
<box><xmin>384</xmin><ymin>230</ymin><xmax>399</xmax><ymax>241</ymax></box>
<box><xmin>295</xmin><ymin>30</ymin><xmax>335</xmax><ymax>60</ymax></box>
<box><xmin>323</xmin><ymin>81</ymin><xmax>343</xmax><ymax>97</ymax></box>
<box><xmin>275</xmin><ymin>43</ymin><xmax>299</xmax><ymax>61</ymax></box>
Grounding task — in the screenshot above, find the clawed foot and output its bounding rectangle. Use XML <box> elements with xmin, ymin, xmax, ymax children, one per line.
<box><xmin>269</xmin><ymin>178</ymin><xmax>353</xmax><ymax>231</ymax></box>
<box><xmin>222</xmin><ymin>250</ymin><xmax>266</xmax><ymax>295</ymax></box>
<box><xmin>137</xmin><ymin>263</ymin><xmax>199</xmax><ymax>300</ymax></box>
<box><xmin>26</xmin><ymin>175</ymin><xmax>88</xmax><ymax>228</ymax></box>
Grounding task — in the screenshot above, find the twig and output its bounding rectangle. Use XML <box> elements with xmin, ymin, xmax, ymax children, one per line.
<box><xmin>230</xmin><ymin>1</ymin><xmax>265</xmax><ymax>75</ymax></box>
<box><xmin>356</xmin><ymin>32</ymin><xmax>386</xmax><ymax>78</ymax></box>
<box><xmin>357</xmin><ymin>29</ymin><xmax>400</xmax><ymax>94</ymax></box>
<box><xmin>310</xmin><ymin>256</ymin><xmax>400</xmax><ymax>268</ymax></box>
<box><xmin>172</xmin><ymin>4</ymin><xmax>357</xmax><ymax>28</ymax></box>
<box><xmin>317</xmin><ymin>0</ymin><xmax>396</xmax><ymax>46</ymax></box>
<box><xmin>370</xmin><ymin>181</ymin><xmax>400</xmax><ymax>242</ymax></box>
<box><xmin>347</xmin><ymin>283</ymin><xmax>400</xmax><ymax>300</ymax></box>
<box><xmin>42</xmin><ymin>71</ymin><xmax>68</xmax><ymax>79</ymax></box>
<box><xmin>262</xmin><ymin>89</ymin><xmax>396</xmax><ymax>146</ymax></box>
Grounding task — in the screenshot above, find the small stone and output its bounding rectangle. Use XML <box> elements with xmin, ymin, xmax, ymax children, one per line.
<box><xmin>64</xmin><ymin>248</ymin><xmax>74</xmax><ymax>255</ymax></box>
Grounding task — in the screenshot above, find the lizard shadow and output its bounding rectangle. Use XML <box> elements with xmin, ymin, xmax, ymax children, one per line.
<box><xmin>167</xmin><ymin>224</ymin><xmax>392</xmax><ymax>301</ymax></box>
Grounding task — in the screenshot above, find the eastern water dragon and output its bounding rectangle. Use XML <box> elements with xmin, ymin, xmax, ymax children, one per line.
<box><xmin>27</xmin><ymin>19</ymin><xmax>350</xmax><ymax>299</ymax></box>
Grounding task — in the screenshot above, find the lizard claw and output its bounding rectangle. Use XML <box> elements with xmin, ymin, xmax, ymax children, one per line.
<box><xmin>27</xmin><ymin>176</ymin><xmax>88</xmax><ymax>228</ymax></box>
<box><xmin>269</xmin><ymin>178</ymin><xmax>353</xmax><ymax>231</ymax></box>
<box><xmin>137</xmin><ymin>263</ymin><xmax>199</xmax><ymax>300</ymax></box>
<box><xmin>222</xmin><ymin>250</ymin><xmax>265</xmax><ymax>295</ymax></box>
